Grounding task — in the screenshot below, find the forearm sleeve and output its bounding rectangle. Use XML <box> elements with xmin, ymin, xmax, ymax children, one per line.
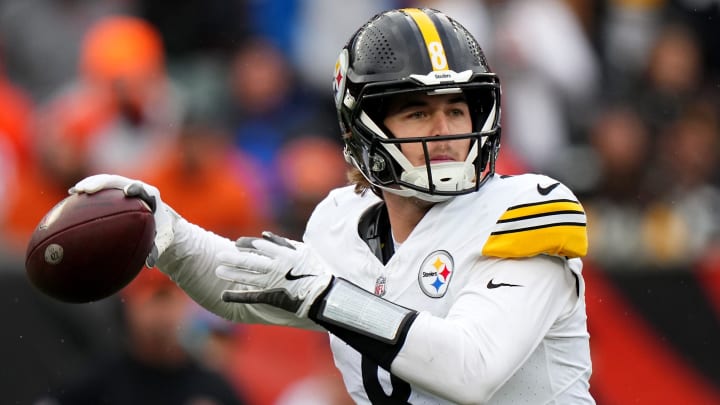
<box><xmin>308</xmin><ymin>278</ymin><xmax>419</xmax><ymax>370</ymax></box>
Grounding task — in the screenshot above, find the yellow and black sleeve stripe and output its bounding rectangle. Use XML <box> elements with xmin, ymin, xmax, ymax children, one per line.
<box><xmin>482</xmin><ymin>199</ymin><xmax>588</xmax><ymax>258</ymax></box>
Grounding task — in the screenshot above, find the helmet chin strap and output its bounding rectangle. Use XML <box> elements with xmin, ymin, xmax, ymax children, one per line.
<box><xmin>358</xmin><ymin>103</ymin><xmax>496</xmax><ymax>202</ymax></box>
<box><xmin>401</xmin><ymin>161</ymin><xmax>476</xmax><ymax>191</ymax></box>
<box><xmin>381</xmin><ymin>162</ymin><xmax>475</xmax><ymax>203</ymax></box>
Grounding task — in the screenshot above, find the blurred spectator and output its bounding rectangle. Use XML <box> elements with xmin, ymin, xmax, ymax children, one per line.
<box><xmin>586</xmin><ymin>104</ymin><xmax>653</xmax><ymax>203</ymax></box>
<box><xmin>584</xmin><ymin>97</ymin><xmax>720</xmax><ymax>271</ymax></box>
<box><xmin>275</xmin><ymin>135</ymin><xmax>348</xmax><ymax>239</ymax></box>
<box><xmin>227</xmin><ymin>38</ymin><xmax>337</xmax><ymax>220</ymax></box>
<box><xmin>0</xmin><ymin>0</ymin><xmax>129</xmax><ymax>102</ymax></box>
<box><xmin>598</xmin><ymin>0</ymin><xmax>665</xmax><ymax>93</ymax></box>
<box><xmin>488</xmin><ymin>0</ymin><xmax>601</xmax><ymax>173</ymax></box>
<box><xmin>44</xmin><ymin>268</ymin><xmax>247</xmax><ymax>405</ymax></box>
<box><xmin>624</xmin><ymin>21</ymin><xmax>705</xmax><ymax>134</ymax></box>
<box><xmin>581</xmin><ymin>16</ymin><xmax>720</xmax><ymax>272</ymax></box>
<box><xmin>179</xmin><ymin>304</ymin><xmax>241</xmax><ymax>375</ymax></box>
<box><xmin>144</xmin><ymin>122</ymin><xmax>271</xmax><ymax>239</ymax></box>
<box><xmin>0</xmin><ymin>16</ymin><xmax>185</xmax><ymax>258</ymax></box>
<box><xmin>641</xmin><ymin>100</ymin><xmax>720</xmax><ymax>268</ymax></box>
<box><xmin>41</xmin><ymin>15</ymin><xmax>186</xmax><ymax>179</ymax></box>
<box><xmin>134</xmin><ymin>0</ymin><xmax>251</xmax><ymax>127</ymax></box>
<box><xmin>582</xmin><ymin>104</ymin><xmax>654</xmax><ymax>271</ymax></box>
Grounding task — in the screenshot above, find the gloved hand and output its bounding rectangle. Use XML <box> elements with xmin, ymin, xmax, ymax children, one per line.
<box><xmin>216</xmin><ymin>231</ymin><xmax>334</xmax><ymax>318</ymax></box>
<box><xmin>69</xmin><ymin>174</ymin><xmax>177</xmax><ymax>267</ymax></box>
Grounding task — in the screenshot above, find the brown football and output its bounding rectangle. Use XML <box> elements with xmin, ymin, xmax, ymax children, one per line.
<box><xmin>25</xmin><ymin>188</ymin><xmax>155</xmax><ymax>303</ymax></box>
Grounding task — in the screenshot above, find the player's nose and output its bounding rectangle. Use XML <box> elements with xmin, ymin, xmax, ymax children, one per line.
<box><xmin>430</xmin><ymin>113</ymin><xmax>452</xmax><ymax>136</ymax></box>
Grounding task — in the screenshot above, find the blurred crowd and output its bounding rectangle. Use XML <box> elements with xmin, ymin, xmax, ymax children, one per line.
<box><xmin>1</xmin><ymin>0</ymin><xmax>720</xmax><ymax>404</ymax></box>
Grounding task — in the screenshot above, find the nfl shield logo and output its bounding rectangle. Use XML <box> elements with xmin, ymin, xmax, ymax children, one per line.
<box><xmin>374</xmin><ymin>275</ymin><xmax>386</xmax><ymax>297</ymax></box>
<box><xmin>418</xmin><ymin>250</ymin><xmax>454</xmax><ymax>298</ymax></box>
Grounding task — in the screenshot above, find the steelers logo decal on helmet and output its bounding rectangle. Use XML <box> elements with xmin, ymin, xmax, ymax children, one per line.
<box><xmin>418</xmin><ymin>250</ymin><xmax>454</xmax><ymax>298</ymax></box>
<box><xmin>333</xmin><ymin>49</ymin><xmax>348</xmax><ymax>109</ymax></box>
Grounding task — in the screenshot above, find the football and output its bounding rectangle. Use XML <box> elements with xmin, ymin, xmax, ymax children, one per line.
<box><xmin>25</xmin><ymin>188</ymin><xmax>156</xmax><ymax>303</ymax></box>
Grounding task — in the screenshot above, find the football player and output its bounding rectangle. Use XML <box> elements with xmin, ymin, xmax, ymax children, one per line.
<box><xmin>71</xmin><ymin>8</ymin><xmax>594</xmax><ymax>404</ymax></box>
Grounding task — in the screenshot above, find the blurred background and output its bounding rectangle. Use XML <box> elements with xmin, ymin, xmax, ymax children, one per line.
<box><xmin>0</xmin><ymin>0</ymin><xmax>719</xmax><ymax>404</ymax></box>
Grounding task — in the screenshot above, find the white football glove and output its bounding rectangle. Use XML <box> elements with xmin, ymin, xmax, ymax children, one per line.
<box><xmin>216</xmin><ymin>231</ymin><xmax>333</xmax><ymax>318</ymax></box>
<box><xmin>69</xmin><ymin>174</ymin><xmax>178</xmax><ymax>267</ymax></box>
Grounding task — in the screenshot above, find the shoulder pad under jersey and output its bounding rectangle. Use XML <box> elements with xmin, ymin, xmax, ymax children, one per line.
<box><xmin>482</xmin><ymin>175</ymin><xmax>588</xmax><ymax>259</ymax></box>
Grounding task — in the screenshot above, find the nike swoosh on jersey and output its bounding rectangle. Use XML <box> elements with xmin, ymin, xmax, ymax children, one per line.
<box><xmin>486</xmin><ymin>279</ymin><xmax>523</xmax><ymax>289</ymax></box>
<box><xmin>285</xmin><ymin>269</ymin><xmax>315</xmax><ymax>281</ymax></box>
<box><xmin>537</xmin><ymin>182</ymin><xmax>560</xmax><ymax>195</ymax></box>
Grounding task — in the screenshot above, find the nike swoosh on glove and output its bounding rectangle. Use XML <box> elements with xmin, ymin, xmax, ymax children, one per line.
<box><xmin>69</xmin><ymin>174</ymin><xmax>178</xmax><ymax>267</ymax></box>
<box><xmin>215</xmin><ymin>231</ymin><xmax>333</xmax><ymax>318</ymax></box>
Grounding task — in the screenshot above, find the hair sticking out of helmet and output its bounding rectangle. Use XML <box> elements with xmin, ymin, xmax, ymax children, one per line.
<box><xmin>335</xmin><ymin>8</ymin><xmax>501</xmax><ymax>202</ymax></box>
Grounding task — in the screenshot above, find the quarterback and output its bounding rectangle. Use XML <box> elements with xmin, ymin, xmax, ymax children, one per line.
<box><xmin>71</xmin><ymin>8</ymin><xmax>594</xmax><ymax>404</ymax></box>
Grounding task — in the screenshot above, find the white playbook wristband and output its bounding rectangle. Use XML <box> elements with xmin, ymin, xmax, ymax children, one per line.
<box><xmin>315</xmin><ymin>278</ymin><xmax>416</xmax><ymax>344</ymax></box>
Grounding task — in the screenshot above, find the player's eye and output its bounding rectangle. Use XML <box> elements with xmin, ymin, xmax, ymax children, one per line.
<box><xmin>448</xmin><ymin>103</ymin><xmax>469</xmax><ymax>116</ymax></box>
<box><xmin>407</xmin><ymin>110</ymin><xmax>427</xmax><ymax>120</ymax></box>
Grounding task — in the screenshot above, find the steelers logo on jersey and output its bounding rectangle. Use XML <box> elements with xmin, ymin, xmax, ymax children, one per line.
<box><xmin>418</xmin><ymin>250</ymin><xmax>454</xmax><ymax>298</ymax></box>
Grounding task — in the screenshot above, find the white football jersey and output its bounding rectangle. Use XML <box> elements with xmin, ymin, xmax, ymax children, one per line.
<box><xmin>157</xmin><ymin>172</ymin><xmax>594</xmax><ymax>404</ymax></box>
<box><xmin>303</xmin><ymin>173</ymin><xmax>594</xmax><ymax>404</ymax></box>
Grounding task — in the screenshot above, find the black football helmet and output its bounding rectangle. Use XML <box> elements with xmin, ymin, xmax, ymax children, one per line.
<box><xmin>333</xmin><ymin>8</ymin><xmax>501</xmax><ymax>202</ymax></box>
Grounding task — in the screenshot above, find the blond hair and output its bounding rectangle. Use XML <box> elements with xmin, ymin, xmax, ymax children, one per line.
<box><xmin>342</xmin><ymin>132</ymin><xmax>373</xmax><ymax>196</ymax></box>
<box><xmin>346</xmin><ymin>166</ymin><xmax>372</xmax><ymax>196</ymax></box>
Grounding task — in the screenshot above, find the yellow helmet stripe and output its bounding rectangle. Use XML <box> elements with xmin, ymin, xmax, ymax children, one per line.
<box><xmin>402</xmin><ymin>8</ymin><xmax>448</xmax><ymax>71</ymax></box>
